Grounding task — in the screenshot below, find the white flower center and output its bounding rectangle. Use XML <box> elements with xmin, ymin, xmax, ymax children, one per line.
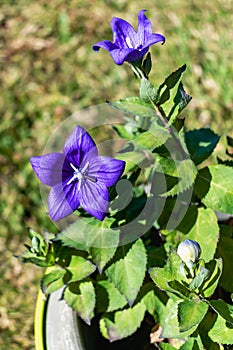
<box><xmin>67</xmin><ymin>162</ymin><xmax>96</xmax><ymax>190</ymax></box>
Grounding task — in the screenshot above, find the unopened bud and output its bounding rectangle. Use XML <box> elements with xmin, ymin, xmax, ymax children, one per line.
<box><xmin>177</xmin><ymin>239</ymin><xmax>201</xmax><ymax>265</ymax></box>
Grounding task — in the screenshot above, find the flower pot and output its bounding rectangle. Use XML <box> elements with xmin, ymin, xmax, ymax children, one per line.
<box><xmin>34</xmin><ymin>289</ymin><xmax>154</xmax><ymax>350</ymax></box>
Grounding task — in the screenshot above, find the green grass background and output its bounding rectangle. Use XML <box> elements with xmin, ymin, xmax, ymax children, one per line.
<box><xmin>0</xmin><ymin>0</ymin><xmax>232</xmax><ymax>348</ymax></box>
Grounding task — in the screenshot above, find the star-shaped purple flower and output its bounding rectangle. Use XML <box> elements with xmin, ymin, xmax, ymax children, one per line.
<box><xmin>30</xmin><ymin>126</ymin><xmax>125</xmax><ymax>222</ymax></box>
<box><xmin>93</xmin><ymin>10</ymin><xmax>165</xmax><ymax>65</ymax></box>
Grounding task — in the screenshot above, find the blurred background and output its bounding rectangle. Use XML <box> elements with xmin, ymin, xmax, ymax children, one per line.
<box><xmin>0</xmin><ymin>0</ymin><xmax>232</xmax><ymax>348</ymax></box>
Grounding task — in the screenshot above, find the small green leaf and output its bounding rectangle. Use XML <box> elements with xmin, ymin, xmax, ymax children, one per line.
<box><xmin>105</xmin><ymin>239</ymin><xmax>147</xmax><ymax>305</ymax></box>
<box><xmin>96</xmin><ymin>280</ymin><xmax>127</xmax><ymax>313</ymax></box>
<box><xmin>142</xmin><ymin>52</ymin><xmax>152</xmax><ymax>77</ymax></box>
<box><xmin>90</xmin><ymin>246</ymin><xmax>117</xmax><ymax>273</ymax></box>
<box><xmin>178</xmin><ymin>299</ymin><xmax>208</xmax><ymax>332</ymax></box>
<box><xmin>201</xmin><ymin>258</ymin><xmax>223</xmax><ymax>297</ymax></box>
<box><xmin>108</xmin><ymin>97</ymin><xmax>156</xmax><ymax>118</ymax></box>
<box><xmin>209</xmin><ymin>300</ymin><xmax>233</xmax><ymax>325</ymax></box>
<box><xmin>157</xmin><ymin>65</ymin><xmax>187</xmax><ymax>105</ymax></box>
<box><xmin>186</xmin><ymin>208</ymin><xmax>219</xmax><ymax>262</ymax></box>
<box><xmin>64</xmin><ymin>281</ymin><xmax>95</xmax><ymax>325</ymax></box>
<box><xmin>116</xmin><ymin>149</ymin><xmax>150</xmax><ymax>172</ymax></box>
<box><xmin>159</xmin><ymin>344</ymin><xmax>177</xmax><ymax>350</ymax></box>
<box><xmin>41</xmin><ymin>267</ymin><xmax>66</xmax><ymax>294</ymax></box>
<box><xmin>209</xmin><ymin>313</ymin><xmax>233</xmax><ymax>344</ymax></box>
<box><xmin>169</xmin><ymin>82</ymin><xmax>192</xmax><ymax>120</ymax></box>
<box><xmin>185</xmin><ymin>129</ymin><xmax>220</xmax><ymax>165</ymax></box>
<box><xmin>197</xmin><ymin>165</ymin><xmax>233</xmax><ymax>214</ymax></box>
<box><xmin>140</xmin><ymin>77</ymin><xmax>157</xmax><ymax>103</ymax></box>
<box><xmin>161</xmin><ymin>298</ymin><xmax>198</xmax><ymax>339</ymax></box>
<box><xmin>67</xmin><ymin>255</ymin><xmax>96</xmax><ymax>282</ymax></box>
<box><xmin>189</xmin><ymin>266</ymin><xmax>210</xmax><ymax>291</ymax></box>
<box><xmin>57</xmin><ymin>217</ymin><xmax>119</xmax><ymax>249</ymax></box>
<box><xmin>99</xmin><ymin>301</ymin><xmax>146</xmax><ymax>342</ymax></box>
<box><xmin>180</xmin><ymin>336</ymin><xmax>204</xmax><ymax>350</ymax></box>
<box><xmin>216</xmin><ymin>235</ymin><xmax>233</xmax><ymax>292</ymax></box>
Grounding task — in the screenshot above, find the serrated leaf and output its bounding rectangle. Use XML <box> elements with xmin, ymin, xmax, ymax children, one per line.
<box><xmin>57</xmin><ymin>217</ymin><xmax>119</xmax><ymax>249</ymax></box>
<box><xmin>208</xmin><ymin>313</ymin><xmax>233</xmax><ymax>344</ymax></box>
<box><xmin>216</xmin><ymin>235</ymin><xmax>233</xmax><ymax>292</ymax></box>
<box><xmin>41</xmin><ymin>267</ymin><xmax>66</xmax><ymax>294</ymax></box>
<box><xmin>99</xmin><ymin>301</ymin><xmax>146</xmax><ymax>342</ymax></box>
<box><xmin>132</xmin><ymin>123</ymin><xmax>170</xmax><ymax>151</ymax></box>
<box><xmin>180</xmin><ymin>336</ymin><xmax>204</xmax><ymax>350</ymax></box>
<box><xmin>169</xmin><ymin>82</ymin><xmax>192</xmax><ymax>121</ymax></box>
<box><xmin>90</xmin><ymin>246</ymin><xmax>117</xmax><ymax>273</ymax></box>
<box><xmin>209</xmin><ymin>300</ymin><xmax>233</xmax><ymax>325</ymax></box>
<box><xmin>153</xmin><ymin>157</ymin><xmax>197</xmax><ymax>197</ymax></box>
<box><xmin>157</xmin><ymin>65</ymin><xmax>187</xmax><ymax>106</ymax></box>
<box><xmin>178</xmin><ymin>299</ymin><xmax>208</xmax><ymax>332</ymax></box>
<box><xmin>116</xmin><ymin>150</ymin><xmax>149</xmax><ymax>172</ymax></box>
<box><xmin>186</xmin><ymin>208</ymin><xmax>219</xmax><ymax>262</ymax></box>
<box><xmin>161</xmin><ymin>298</ymin><xmax>198</xmax><ymax>339</ymax></box>
<box><xmin>96</xmin><ymin>280</ymin><xmax>127</xmax><ymax>313</ymax></box>
<box><xmin>64</xmin><ymin>281</ymin><xmax>95</xmax><ymax>325</ymax></box>
<box><xmin>108</xmin><ymin>97</ymin><xmax>156</xmax><ymax>118</ymax></box>
<box><xmin>185</xmin><ymin>129</ymin><xmax>220</xmax><ymax>165</ymax></box>
<box><xmin>140</xmin><ymin>77</ymin><xmax>157</xmax><ymax>103</ymax></box>
<box><xmin>189</xmin><ymin>266</ymin><xmax>210</xmax><ymax>291</ymax></box>
<box><xmin>105</xmin><ymin>239</ymin><xmax>147</xmax><ymax>305</ymax></box>
<box><xmin>67</xmin><ymin>255</ymin><xmax>96</xmax><ymax>282</ymax></box>
<box><xmin>201</xmin><ymin>258</ymin><xmax>223</xmax><ymax>298</ymax></box>
<box><xmin>141</xmin><ymin>285</ymin><xmax>166</xmax><ymax>320</ymax></box>
<box><xmin>197</xmin><ymin>165</ymin><xmax>233</xmax><ymax>214</ymax></box>
<box><xmin>150</xmin><ymin>252</ymin><xmax>186</xmax><ymax>295</ymax></box>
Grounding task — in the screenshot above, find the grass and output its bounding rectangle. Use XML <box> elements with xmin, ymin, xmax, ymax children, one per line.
<box><xmin>0</xmin><ymin>0</ymin><xmax>232</xmax><ymax>348</ymax></box>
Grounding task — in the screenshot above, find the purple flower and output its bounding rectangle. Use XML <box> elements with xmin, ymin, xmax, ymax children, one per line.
<box><xmin>30</xmin><ymin>126</ymin><xmax>125</xmax><ymax>222</ymax></box>
<box><xmin>93</xmin><ymin>10</ymin><xmax>165</xmax><ymax>65</ymax></box>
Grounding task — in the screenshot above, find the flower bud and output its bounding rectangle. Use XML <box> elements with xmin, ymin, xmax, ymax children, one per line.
<box><xmin>177</xmin><ymin>239</ymin><xmax>201</xmax><ymax>265</ymax></box>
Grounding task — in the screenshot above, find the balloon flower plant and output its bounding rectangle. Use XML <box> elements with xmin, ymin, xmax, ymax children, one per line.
<box><xmin>20</xmin><ymin>9</ymin><xmax>233</xmax><ymax>349</ymax></box>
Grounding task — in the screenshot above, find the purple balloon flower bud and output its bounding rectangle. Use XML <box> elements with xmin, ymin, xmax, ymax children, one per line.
<box><xmin>93</xmin><ymin>10</ymin><xmax>165</xmax><ymax>65</ymax></box>
<box><xmin>30</xmin><ymin>126</ymin><xmax>125</xmax><ymax>222</ymax></box>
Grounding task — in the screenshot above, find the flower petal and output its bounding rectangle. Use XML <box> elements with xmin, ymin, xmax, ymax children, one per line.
<box><xmin>110</xmin><ymin>48</ymin><xmax>145</xmax><ymax>65</ymax></box>
<box><xmin>79</xmin><ymin>180</ymin><xmax>109</xmax><ymax>221</ymax></box>
<box><xmin>110</xmin><ymin>17</ymin><xmax>137</xmax><ymax>48</ymax></box>
<box><xmin>30</xmin><ymin>153</ymin><xmax>66</xmax><ymax>186</ymax></box>
<box><xmin>144</xmin><ymin>33</ymin><xmax>165</xmax><ymax>47</ymax></box>
<box><xmin>48</xmin><ymin>182</ymin><xmax>80</xmax><ymax>221</ymax></box>
<box><xmin>137</xmin><ymin>10</ymin><xmax>153</xmax><ymax>44</ymax></box>
<box><xmin>92</xmin><ymin>40</ymin><xmax>118</xmax><ymax>52</ymax></box>
<box><xmin>88</xmin><ymin>156</ymin><xmax>125</xmax><ymax>187</ymax></box>
<box><xmin>63</xmin><ymin>126</ymin><xmax>98</xmax><ymax>166</ymax></box>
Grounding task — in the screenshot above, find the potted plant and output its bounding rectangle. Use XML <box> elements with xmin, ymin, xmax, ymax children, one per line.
<box><xmin>20</xmin><ymin>9</ymin><xmax>233</xmax><ymax>349</ymax></box>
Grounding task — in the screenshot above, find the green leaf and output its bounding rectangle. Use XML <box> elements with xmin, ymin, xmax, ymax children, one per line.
<box><xmin>64</xmin><ymin>281</ymin><xmax>95</xmax><ymax>325</ymax></box>
<box><xmin>208</xmin><ymin>313</ymin><xmax>233</xmax><ymax>344</ymax></box>
<box><xmin>41</xmin><ymin>267</ymin><xmax>66</xmax><ymax>294</ymax></box>
<box><xmin>180</xmin><ymin>336</ymin><xmax>204</xmax><ymax>350</ymax></box>
<box><xmin>108</xmin><ymin>97</ymin><xmax>156</xmax><ymax>118</ymax></box>
<box><xmin>186</xmin><ymin>208</ymin><xmax>219</xmax><ymax>262</ymax></box>
<box><xmin>159</xmin><ymin>344</ymin><xmax>177</xmax><ymax>350</ymax></box>
<box><xmin>185</xmin><ymin>129</ymin><xmax>220</xmax><ymax>165</ymax></box>
<box><xmin>189</xmin><ymin>266</ymin><xmax>210</xmax><ymax>291</ymax></box>
<box><xmin>201</xmin><ymin>258</ymin><xmax>223</xmax><ymax>297</ymax></box>
<box><xmin>116</xmin><ymin>149</ymin><xmax>150</xmax><ymax>172</ymax></box>
<box><xmin>141</xmin><ymin>285</ymin><xmax>166</xmax><ymax>320</ymax></box>
<box><xmin>209</xmin><ymin>300</ymin><xmax>233</xmax><ymax>325</ymax></box>
<box><xmin>105</xmin><ymin>239</ymin><xmax>147</xmax><ymax>305</ymax></box>
<box><xmin>162</xmin><ymin>159</ymin><xmax>197</xmax><ymax>196</ymax></box>
<box><xmin>90</xmin><ymin>246</ymin><xmax>117</xmax><ymax>273</ymax></box>
<box><xmin>150</xmin><ymin>251</ymin><xmax>186</xmax><ymax>295</ymax></box>
<box><xmin>216</xmin><ymin>235</ymin><xmax>233</xmax><ymax>292</ymax></box>
<box><xmin>99</xmin><ymin>301</ymin><xmax>146</xmax><ymax>342</ymax></box>
<box><xmin>178</xmin><ymin>299</ymin><xmax>208</xmax><ymax>332</ymax></box>
<box><xmin>67</xmin><ymin>255</ymin><xmax>96</xmax><ymax>282</ymax></box>
<box><xmin>169</xmin><ymin>82</ymin><xmax>192</xmax><ymax>121</ymax></box>
<box><xmin>96</xmin><ymin>280</ymin><xmax>127</xmax><ymax>313</ymax></box>
<box><xmin>161</xmin><ymin>298</ymin><xmax>198</xmax><ymax>339</ymax></box>
<box><xmin>142</xmin><ymin>52</ymin><xmax>152</xmax><ymax>77</ymax></box>
<box><xmin>139</xmin><ymin>77</ymin><xmax>157</xmax><ymax>103</ymax></box>
<box><xmin>197</xmin><ymin>165</ymin><xmax>233</xmax><ymax>214</ymax></box>
<box><xmin>57</xmin><ymin>217</ymin><xmax>120</xmax><ymax>249</ymax></box>
<box><xmin>157</xmin><ymin>64</ymin><xmax>187</xmax><ymax>106</ymax></box>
